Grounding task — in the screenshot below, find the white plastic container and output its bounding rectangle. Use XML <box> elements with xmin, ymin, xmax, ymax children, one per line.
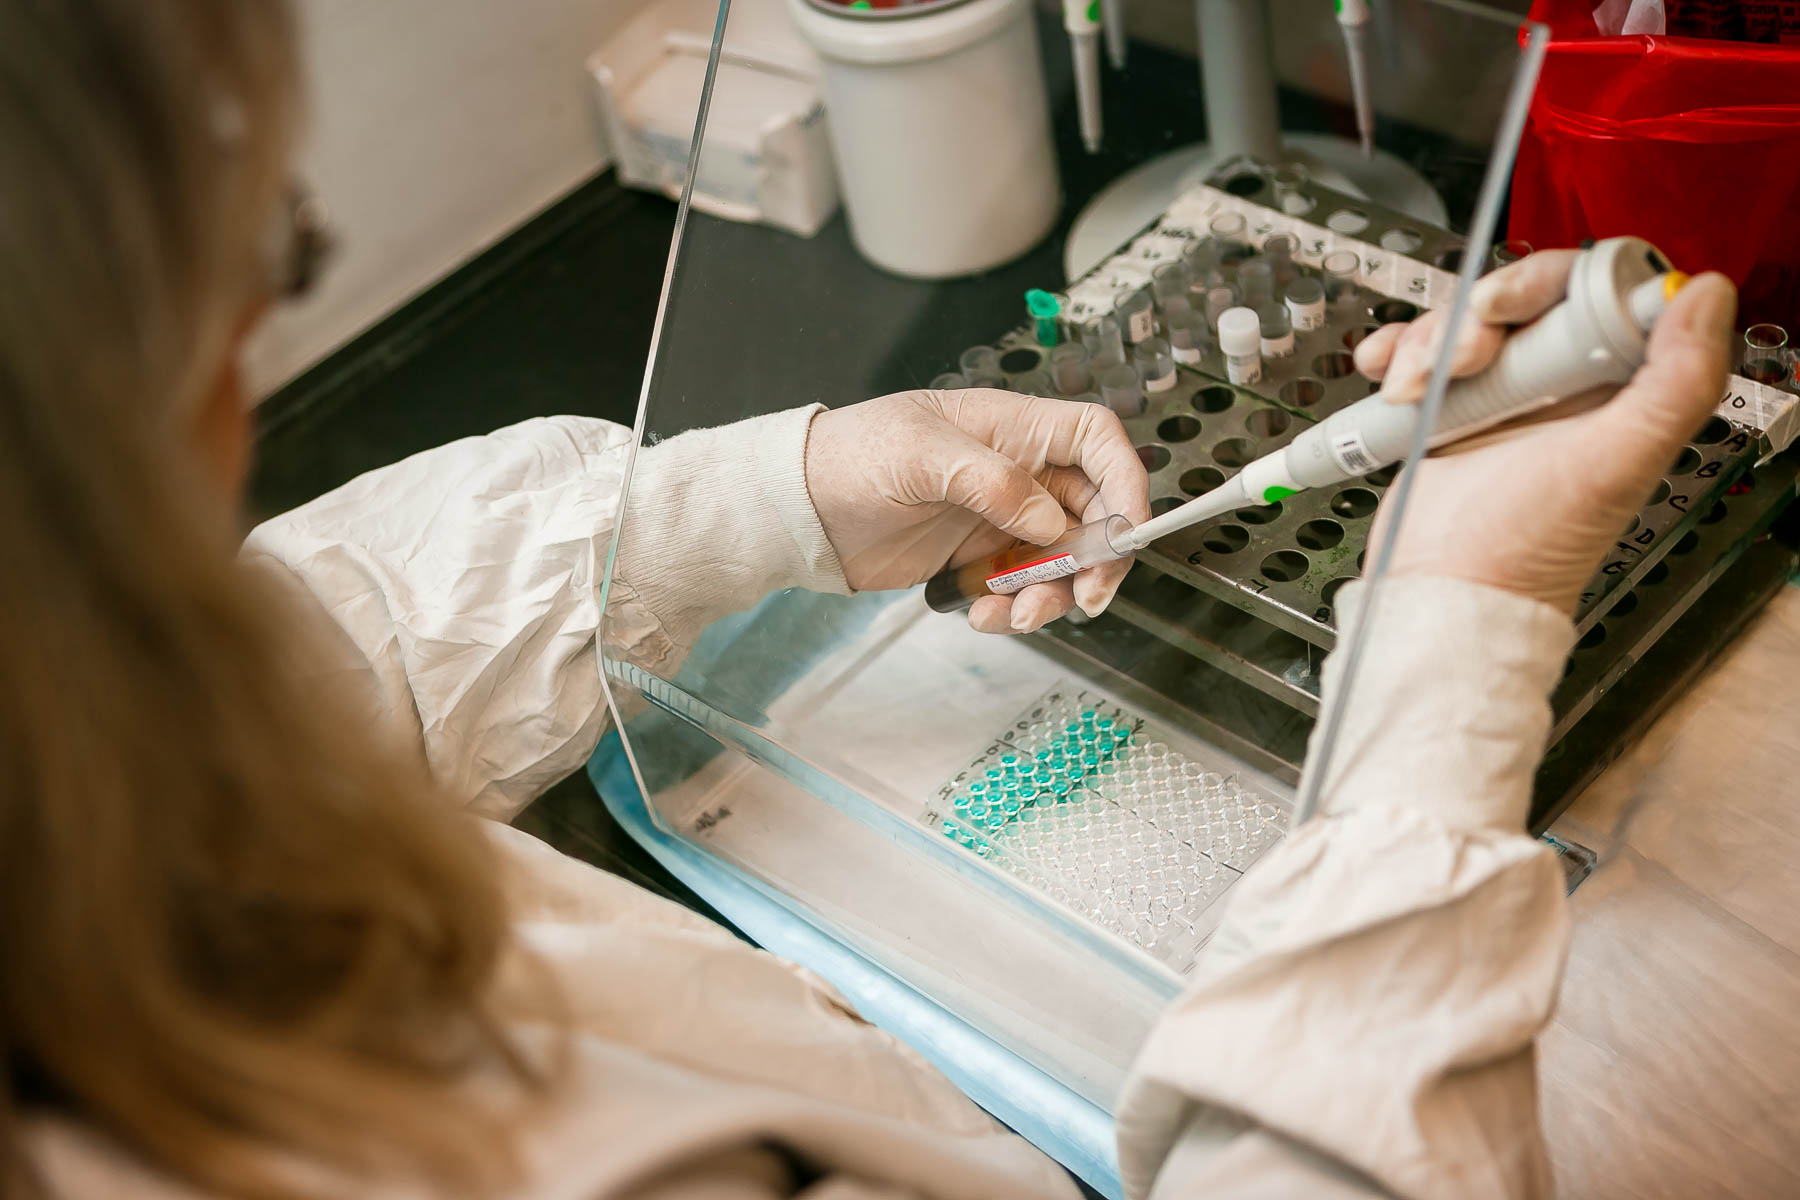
<box><xmin>787</xmin><ymin>0</ymin><xmax>1060</xmax><ymax>278</ymax></box>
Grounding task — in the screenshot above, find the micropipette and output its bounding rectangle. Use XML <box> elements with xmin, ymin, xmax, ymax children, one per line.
<box><xmin>1064</xmin><ymin>0</ymin><xmax>1105</xmax><ymax>154</ymax></box>
<box><xmin>1335</xmin><ymin>0</ymin><xmax>1374</xmax><ymax>159</ymax></box>
<box><xmin>925</xmin><ymin>238</ymin><xmax>1685</xmax><ymax>612</ymax></box>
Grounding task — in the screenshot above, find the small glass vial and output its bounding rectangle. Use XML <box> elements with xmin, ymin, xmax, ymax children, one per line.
<box><xmin>1011</xmin><ymin>369</ymin><xmax>1053</xmax><ymax>396</ymax></box>
<box><xmin>1217</xmin><ymin>307</ymin><xmax>1263</xmax><ymax>386</ymax></box>
<box><xmin>1321</xmin><ymin>250</ymin><xmax>1362</xmax><ymax>312</ymax></box>
<box><xmin>1282</xmin><ymin>277</ymin><xmax>1326</xmax><ymax>332</ymax></box>
<box><xmin>1257</xmin><ymin>304</ymin><xmax>1295</xmax><ymax>359</ymax></box>
<box><xmin>1270</xmin><ymin>163</ymin><xmax>1312</xmax><ymax>215</ymax></box>
<box><xmin>1069</xmin><ymin>390</ymin><xmax>1103</xmax><ymax>407</ymax></box>
<box><xmin>1152</xmin><ymin>260</ymin><xmax>1192</xmax><ymax>311</ymax></box>
<box><xmin>1742</xmin><ymin>324</ymin><xmax>1793</xmax><ymax>387</ymax></box>
<box><xmin>1116</xmin><ymin>287</ymin><xmax>1156</xmax><ymax>345</ymax></box>
<box><xmin>923</xmin><ymin>515</ymin><xmax>1136</xmax><ymax>612</ymax></box>
<box><xmin>1237</xmin><ymin>260</ymin><xmax>1276</xmax><ymax>306</ymax></box>
<box><xmin>930</xmin><ymin>371</ymin><xmax>970</xmax><ymax>390</ymax></box>
<box><xmin>1263</xmin><ymin>233</ymin><xmax>1299</xmax><ymax>285</ymax></box>
<box><xmin>1184</xmin><ymin>238</ymin><xmax>1223</xmax><ymax>290</ymax></box>
<box><xmin>1050</xmin><ymin>342</ymin><xmax>1094</xmax><ymax>395</ymax></box>
<box><xmin>1134</xmin><ymin>337</ymin><xmax>1177</xmax><ymax>394</ymax></box>
<box><xmin>959</xmin><ymin>345</ymin><xmax>1001</xmax><ymax>384</ymax></box>
<box><xmin>1167</xmin><ymin>309</ymin><xmax>1209</xmax><ymax>365</ymax></box>
<box><xmin>1491</xmin><ymin>239</ymin><xmax>1533</xmax><ymax>270</ymax></box>
<box><xmin>1207</xmin><ymin>211</ymin><xmax>1250</xmax><ymax>267</ymax></box>
<box><xmin>1099</xmin><ymin>363</ymin><xmax>1146</xmax><ymax>417</ymax></box>
<box><xmin>1082</xmin><ymin>314</ymin><xmax>1126</xmax><ymax>369</ymax></box>
<box><xmin>1204</xmin><ymin>284</ymin><xmax>1241</xmax><ymax>330</ymax></box>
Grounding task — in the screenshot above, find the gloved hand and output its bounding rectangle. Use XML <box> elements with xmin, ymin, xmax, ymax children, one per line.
<box><xmin>1351</xmin><ymin>251</ymin><xmax>1737</xmax><ymax>616</ymax></box>
<box><xmin>806</xmin><ymin>389</ymin><xmax>1150</xmax><ymax>634</ymax></box>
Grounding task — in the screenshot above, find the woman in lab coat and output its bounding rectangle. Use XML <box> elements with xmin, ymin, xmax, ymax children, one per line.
<box><xmin>0</xmin><ymin>1</ymin><xmax>1739</xmax><ymax>1197</ymax></box>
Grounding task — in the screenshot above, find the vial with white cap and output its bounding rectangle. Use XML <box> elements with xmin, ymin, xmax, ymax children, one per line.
<box><xmin>1218</xmin><ymin>306</ymin><xmax>1263</xmax><ymax>386</ymax></box>
<box><xmin>1257</xmin><ymin>304</ymin><xmax>1295</xmax><ymax>359</ymax></box>
<box><xmin>1134</xmin><ymin>337</ymin><xmax>1177</xmax><ymax>393</ymax></box>
<box><xmin>1283</xmin><ymin>277</ymin><xmax>1327</xmax><ymax>332</ymax></box>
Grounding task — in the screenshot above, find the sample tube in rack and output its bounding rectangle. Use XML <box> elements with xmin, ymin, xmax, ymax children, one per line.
<box><xmin>960</xmin><ymin>345</ymin><xmax>1005</xmax><ymax>387</ymax></box>
<box><xmin>1026</xmin><ymin>289</ymin><xmax>1062</xmax><ymax>346</ymax></box>
<box><xmin>1134</xmin><ymin>337</ymin><xmax>1177</xmax><ymax>393</ymax></box>
<box><xmin>1208</xmin><ymin>211</ymin><xmax>1250</xmax><ymax>267</ymax></box>
<box><xmin>1050</xmin><ymin>342</ymin><xmax>1094</xmax><ymax>395</ymax></box>
<box><xmin>1082</xmin><ymin>314</ymin><xmax>1126</xmax><ymax>368</ymax></box>
<box><xmin>924</xmin><ymin>514</ymin><xmax>1134</xmax><ymax>612</ymax></box>
<box><xmin>1204</xmin><ymin>284</ymin><xmax>1241</xmax><ymax>330</ymax></box>
<box><xmin>1152</xmin><ymin>261</ymin><xmax>1192</xmax><ymax>311</ymax></box>
<box><xmin>1012</xmin><ymin>369</ymin><xmax>1054</xmax><ymax>396</ymax></box>
<box><xmin>1099</xmin><ymin>363</ymin><xmax>1146</xmax><ymax>416</ymax></box>
<box><xmin>1069</xmin><ymin>390</ymin><xmax>1102</xmax><ymax>407</ymax></box>
<box><xmin>1167</xmin><ymin>310</ymin><xmax>1209</xmax><ymax>364</ymax></box>
<box><xmin>1270</xmin><ymin>164</ymin><xmax>1311</xmax><ymax>215</ymax></box>
<box><xmin>1116</xmin><ymin>288</ymin><xmax>1156</xmax><ymax>345</ymax></box>
<box><xmin>1491</xmin><ymin>240</ymin><xmax>1533</xmax><ymax>270</ymax></box>
<box><xmin>1742</xmin><ymin>324</ymin><xmax>1793</xmax><ymax>386</ymax></box>
<box><xmin>1263</xmin><ymin>234</ymin><xmax>1298</xmax><ymax>285</ymax></box>
<box><xmin>1238</xmin><ymin>260</ymin><xmax>1275</xmax><ymax>306</ymax></box>
<box><xmin>1184</xmin><ymin>238</ymin><xmax>1223</xmax><ymax>291</ymax></box>
<box><xmin>930</xmin><ymin>372</ymin><xmax>970</xmax><ymax>389</ymax></box>
<box><xmin>1283</xmin><ymin>277</ymin><xmax>1326</xmax><ymax>332</ymax></box>
<box><xmin>1321</xmin><ymin>250</ymin><xmax>1362</xmax><ymax>312</ymax></box>
<box><xmin>1257</xmin><ymin>304</ymin><xmax>1295</xmax><ymax>359</ymax></box>
<box><xmin>1218</xmin><ymin>307</ymin><xmax>1263</xmax><ymax>385</ymax></box>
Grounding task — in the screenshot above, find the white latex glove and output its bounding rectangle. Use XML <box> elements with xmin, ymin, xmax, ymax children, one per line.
<box><xmin>806</xmin><ymin>389</ymin><xmax>1151</xmax><ymax>634</ymax></box>
<box><xmin>1353</xmin><ymin>250</ymin><xmax>1737</xmax><ymax>615</ymax></box>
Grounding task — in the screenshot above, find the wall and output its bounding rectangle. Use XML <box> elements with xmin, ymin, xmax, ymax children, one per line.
<box><xmin>246</xmin><ymin>0</ymin><xmax>654</xmax><ymax>395</ymax></box>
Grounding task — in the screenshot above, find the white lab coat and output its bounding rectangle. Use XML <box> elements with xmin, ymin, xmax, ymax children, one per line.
<box><xmin>23</xmin><ymin>408</ymin><xmax>1574</xmax><ymax>1198</ymax></box>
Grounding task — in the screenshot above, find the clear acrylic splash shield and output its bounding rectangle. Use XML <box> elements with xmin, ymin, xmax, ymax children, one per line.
<box><xmin>598</xmin><ymin>0</ymin><xmax>1547</xmax><ymax>1128</ymax></box>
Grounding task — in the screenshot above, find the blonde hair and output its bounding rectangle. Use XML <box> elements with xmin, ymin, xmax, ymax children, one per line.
<box><xmin>0</xmin><ymin>2</ymin><xmax>534</xmax><ymax>1195</ymax></box>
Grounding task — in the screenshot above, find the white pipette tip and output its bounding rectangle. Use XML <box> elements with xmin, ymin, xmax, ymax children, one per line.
<box><xmin>1122</xmin><ymin>473</ymin><xmax>1254</xmax><ymax>551</ymax></box>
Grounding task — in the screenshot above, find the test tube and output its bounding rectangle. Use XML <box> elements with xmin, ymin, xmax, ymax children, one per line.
<box><xmin>1257</xmin><ymin>304</ymin><xmax>1295</xmax><ymax>360</ymax></box>
<box><xmin>1050</xmin><ymin>342</ymin><xmax>1094</xmax><ymax>395</ymax></box>
<box><xmin>1263</xmin><ymin>234</ymin><xmax>1299</xmax><ymax>285</ymax></box>
<box><xmin>1270</xmin><ymin>164</ymin><xmax>1312</xmax><ymax>215</ymax></box>
<box><xmin>1238</xmin><ymin>260</ymin><xmax>1275</xmax><ymax>306</ymax></box>
<box><xmin>1134</xmin><ymin>337</ymin><xmax>1177</xmax><ymax>394</ymax></box>
<box><xmin>1152</xmin><ymin>261</ymin><xmax>1192</xmax><ymax>312</ymax></box>
<box><xmin>959</xmin><ymin>346</ymin><xmax>1005</xmax><ymax>387</ymax></box>
<box><xmin>1116</xmin><ymin>288</ymin><xmax>1155</xmax><ymax>345</ymax></box>
<box><xmin>1282</xmin><ymin>277</ymin><xmax>1326</xmax><ymax>333</ymax></box>
<box><xmin>1491</xmin><ymin>240</ymin><xmax>1533</xmax><ymax>270</ymax></box>
<box><xmin>1167</xmin><ymin>309</ymin><xmax>1209</xmax><ymax>365</ymax></box>
<box><xmin>1012</xmin><ymin>369</ymin><xmax>1054</xmax><ymax>396</ymax></box>
<box><xmin>1208</xmin><ymin>211</ymin><xmax>1250</xmax><ymax>267</ymax></box>
<box><xmin>1026</xmin><ymin>288</ymin><xmax>1062</xmax><ymax>346</ymax></box>
<box><xmin>922</xmin><ymin>515</ymin><xmax>1134</xmax><ymax>612</ymax></box>
<box><xmin>1099</xmin><ymin>364</ymin><xmax>1146</xmax><ymax>417</ymax></box>
<box><xmin>1321</xmin><ymin>250</ymin><xmax>1362</xmax><ymax>312</ymax></box>
<box><xmin>930</xmin><ymin>372</ymin><xmax>970</xmax><ymax>389</ymax></box>
<box><xmin>1184</xmin><ymin>238</ymin><xmax>1223</xmax><ymax>290</ymax></box>
<box><xmin>1204</xmin><ymin>284</ymin><xmax>1241</xmax><ymax>330</ymax></box>
<box><xmin>1742</xmin><ymin>324</ymin><xmax>1793</xmax><ymax>386</ymax></box>
<box><xmin>1218</xmin><ymin>307</ymin><xmax>1262</xmax><ymax>386</ymax></box>
<box><xmin>1082</xmin><ymin>314</ymin><xmax>1126</xmax><ymax>369</ymax></box>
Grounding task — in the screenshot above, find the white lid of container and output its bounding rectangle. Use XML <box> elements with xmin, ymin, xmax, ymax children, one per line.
<box><xmin>1217</xmin><ymin>306</ymin><xmax>1261</xmax><ymax>356</ymax></box>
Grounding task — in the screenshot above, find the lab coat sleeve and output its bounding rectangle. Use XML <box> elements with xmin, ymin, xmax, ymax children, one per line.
<box><xmin>240</xmin><ymin>408</ymin><xmax>847</xmax><ymax>820</ymax></box>
<box><xmin>1117</xmin><ymin>577</ymin><xmax>1577</xmax><ymax>1200</ymax></box>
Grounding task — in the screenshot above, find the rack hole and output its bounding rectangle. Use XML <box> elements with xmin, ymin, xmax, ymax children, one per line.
<box><xmin>1223</xmin><ymin>172</ymin><xmax>1265</xmax><ymax>197</ymax></box>
<box><xmin>1642</xmin><ymin>561</ymin><xmax>1670</xmax><ymax>586</ymax></box>
<box><xmin>1236</xmin><ymin>503</ymin><xmax>1282</xmax><ymax>525</ymax></box>
<box><xmin>1313</xmin><ymin>351</ymin><xmax>1357</xmax><ymax>380</ymax></box>
<box><xmin>1343</xmin><ymin>324</ymin><xmax>1382</xmax><ymax>350</ymax></box>
<box><xmin>1650</xmin><ymin>479</ymin><xmax>1671</xmax><ymax>506</ymax></box>
<box><xmin>1670</xmin><ymin>447</ymin><xmax>1702</xmax><ymax>475</ymax></box>
<box><xmin>1211</xmin><ymin>438</ymin><xmax>1255</xmax><ymax>468</ymax></box>
<box><xmin>1693</xmin><ymin>417</ymin><xmax>1730</xmax><ymax>445</ymax></box>
<box><xmin>1373</xmin><ymin>299</ymin><xmax>1420</xmax><ymax>325</ymax></box>
<box><xmin>1363</xmin><ymin>464</ymin><xmax>1398</xmax><ymax>488</ymax></box>
<box><xmin>1609</xmin><ymin>591</ymin><xmax>1639</xmax><ymax>618</ymax></box>
<box><xmin>1295</xmin><ymin>519</ymin><xmax>1345</xmax><ymax>550</ymax></box>
<box><xmin>1321</xmin><ymin>577</ymin><xmax>1355</xmax><ymax>609</ymax></box>
<box><xmin>1137</xmin><ymin>444</ymin><xmax>1172</xmax><ymax>472</ymax></box>
<box><xmin>1380</xmin><ymin>228</ymin><xmax>1423</xmax><ymax>253</ymax></box>
<box><xmin>1280</xmin><ymin>378</ymin><xmax>1324</xmax><ymax>409</ymax></box>
<box><xmin>1577</xmin><ymin>623</ymin><xmax>1607</xmax><ymax>650</ymax></box>
<box><xmin>1150</xmin><ymin>497</ymin><xmax>1185</xmax><ymax>517</ymax></box>
<box><xmin>1326</xmin><ymin>208</ymin><xmax>1370</xmax><ymax>234</ymax></box>
<box><xmin>1157</xmin><ymin>414</ymin><xmax>1201</xmax><ymax>443</ymax></box>
<box><xmin>1699</xmin><ymin>500</ymin><xmax>1728</xmax><ymax>526</ymax></box>
<box><xmin>1670</xmin><ymin>530</ymin><xmax>1701</xmax><ymax>555</ymax></box>
<box><xmin>1620</xmin><ymin>514</ymin><xmax>1640</xmax><ymax>538</ymax></box>
<box><xmin>1245</xmin><ymin>408</ymin><xmax>1292</xmax><ymax>438</ymax></box>
<box><xmin>1200</xmin><ymin>524</ymin><xmax>1250</xmax><ymax>555</ymax></box>
<box><xmin>1330</xmin><ymin>487</ymin><xmax>1380</xmax><ymax>519</ymax></box>
<box><xmin>999</xmin><ymin>347</ymin><xmax>1042</xmax><ymax>374</ymax></box>
<box><xmin>1193</xmin><ymin>386</ymin><xmax>1236</xmax><ymax>414</ymax></box>
<box><xmin>1261</xmin><ymin>550</ymin><xmax>1310</xmax><ymax>582</ymax></box>
<box><xmin>1434</xmin><ymin>245</ymin><xmax>1466</xmax><ymax>272</ymax></box>
<box><xmin>1179</xmin><ymin>466</ymin><xmax>1226</xmax><ymax>496</ymax></box>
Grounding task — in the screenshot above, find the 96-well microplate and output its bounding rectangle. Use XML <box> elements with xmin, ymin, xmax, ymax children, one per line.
<box><xmin>922</xmin><ymin>684</ymin><xmax>1289</xmax><ymax>973</ymax></box>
